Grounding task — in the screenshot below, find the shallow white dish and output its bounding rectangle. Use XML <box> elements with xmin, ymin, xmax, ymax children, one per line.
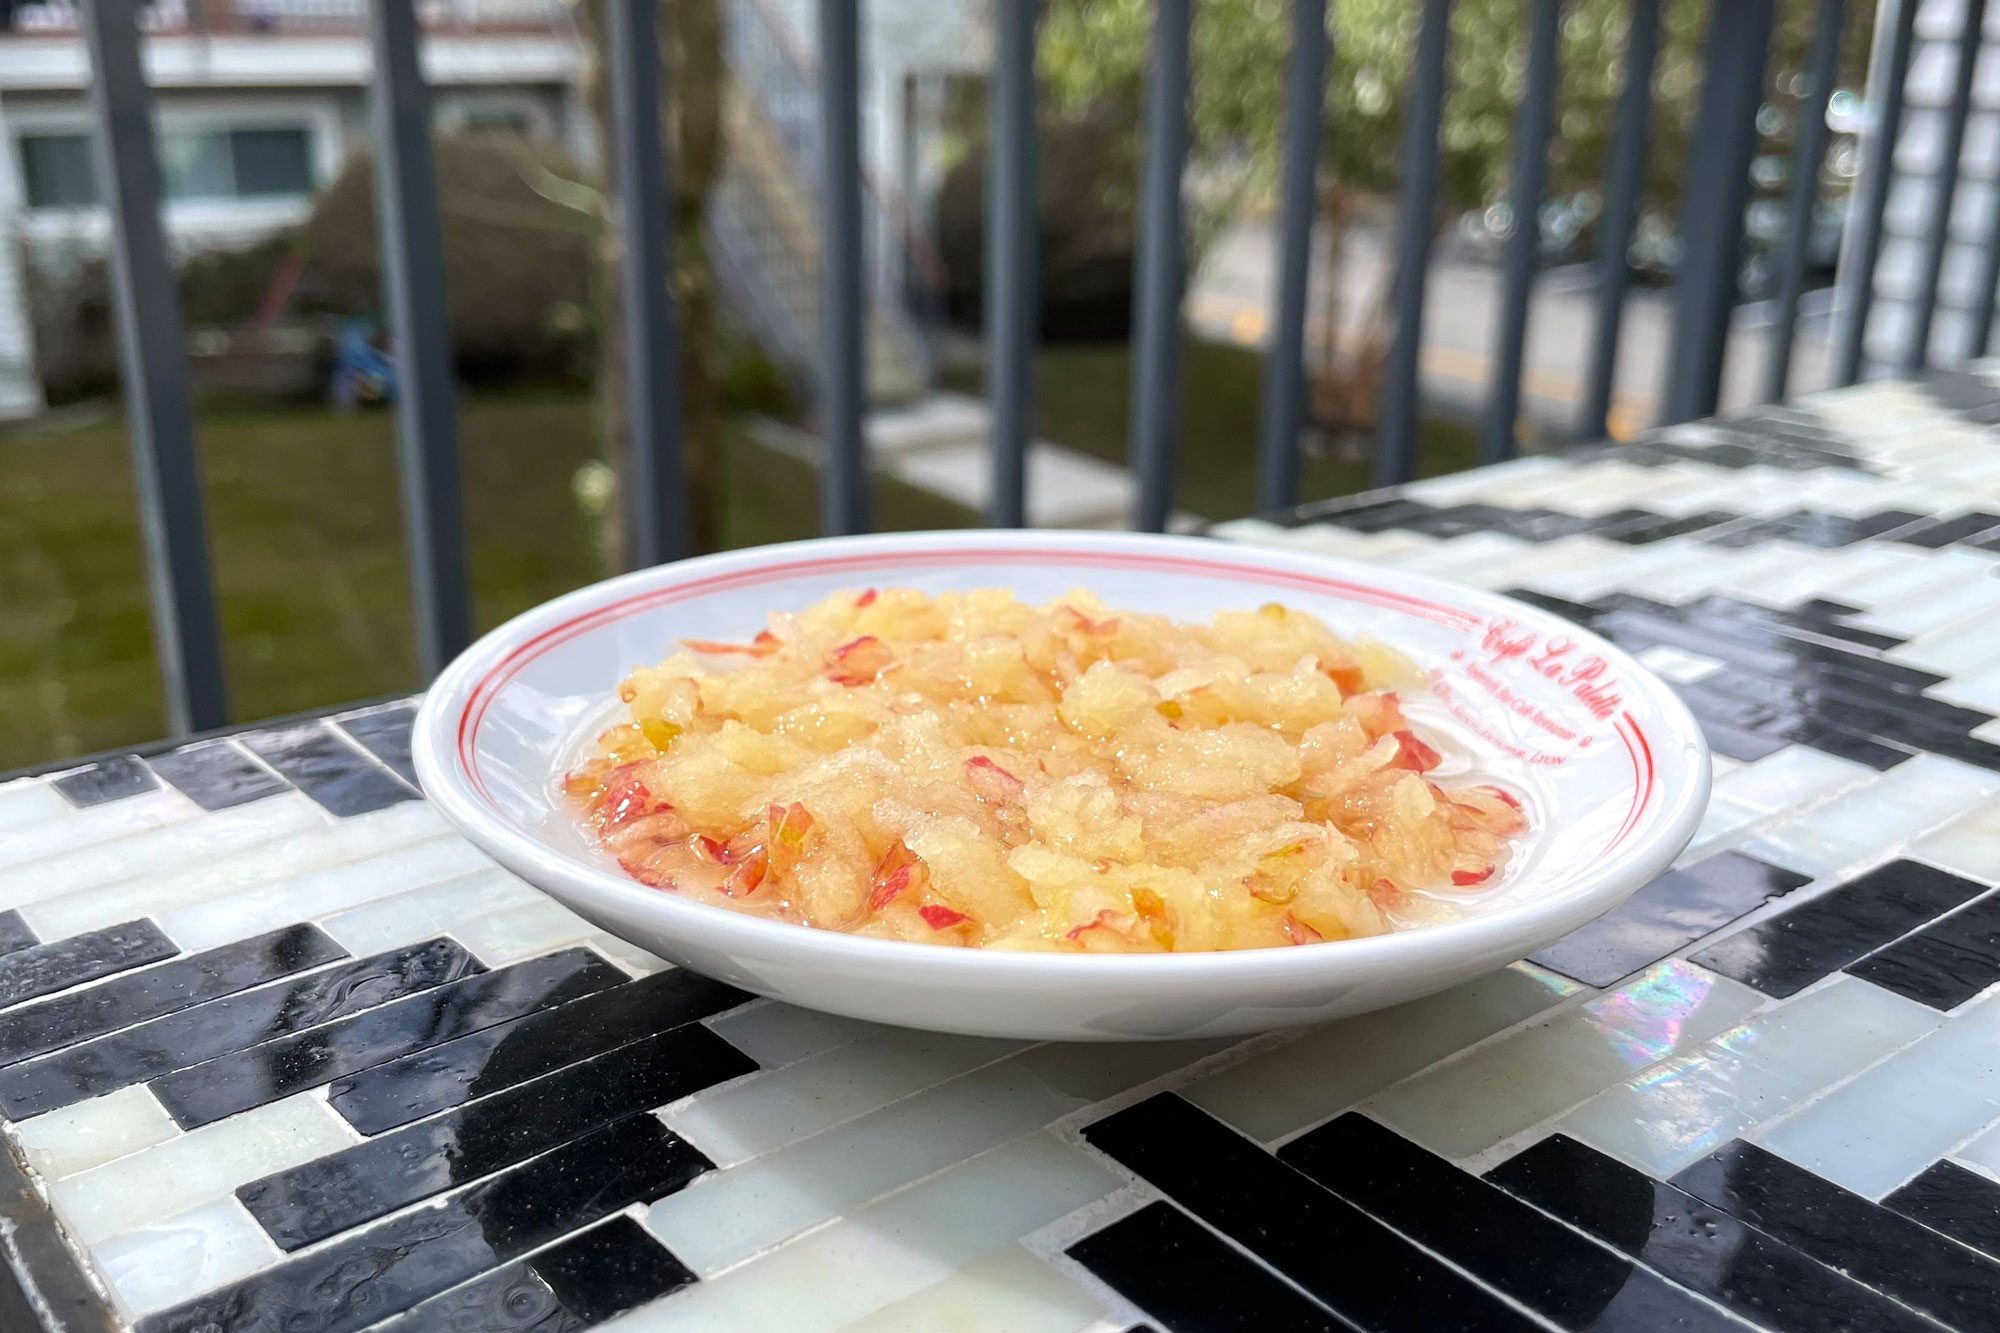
<box><xmin>413</xmin><ymin>530</ymin><xmax>1708</xmax><ymax>1040</ymax></box>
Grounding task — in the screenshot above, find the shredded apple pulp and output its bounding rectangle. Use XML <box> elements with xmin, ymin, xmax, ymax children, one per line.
<box><xmin>564</xmin><ymin>588</ymin><xmax>1525</xmax><ymax>952</ymax></box>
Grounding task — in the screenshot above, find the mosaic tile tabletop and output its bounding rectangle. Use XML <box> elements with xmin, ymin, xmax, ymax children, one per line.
<box><xmin>11</xmin><ymin>373</ymin><xmax>2000</xmax><ymax>1331</ymax></box>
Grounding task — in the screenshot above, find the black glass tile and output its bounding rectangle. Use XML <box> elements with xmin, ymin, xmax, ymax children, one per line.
<box><xmin>1883</xmin><ymin>1160</ymin><xmax>2000</xmax><ymax>1261</ymax></box>
<box><xmin>1493</xmin><ymin>508</ymin><xmax>1596</xmax><ymax>541</ymax></box>
<box><xmin>334</xmin><ymin>701</ymin><xmax>420</xmax><ymax>787</ymax></box>
<box><xmin>0</xmin><ymin>920</ymin><xmax>176</xmax><ymax>1011</ymax></box>
<box><xmin>1067</xmin><ymin>1201</ymin><xmax>1350</xmax><ymax>1333</ymax></box>
<box><xmin>0</xmin><ymin>912</ymin><xmax>33</xmax><ymax>958</ymax></box>
<box><xmin>0</xmin><ymin>924</ymin><xmax>344</xmax><ymax>1069</ymax></box>
<box><xmin>1604</xmin><ymin>510</ymin><xmax>1743</xmax><ymax>544</ymax></box>
<box><xmin>1925</xmin><ymin>367</ymin><xmax>2000</xmax><ymax>414</ymax></box>
<box><xmin>0</xmin><ymin>939</ymin><xmax>480</xmax><ymax>1119</ymax></box>
<box><xmin>1531</xmin><ymin>853</ymin><xmax>1808</xmax><ymax>987</ymax></box>
<box><xmin>1847</xmin><ymin>889</ymin><xmax>2000</xmax><ymax>1010</ymax></box>
<box><xmin>375</xmin><ymin>1219</ymin><xmax>693</xmax><ymax>1332</ymax></box>
<box><xmin>1693</xmin><ymin>860</ymin><xmax>1986</xmax><ymax>998</ymax></box>
<box><xmin>1497</xmin><ymin>587</ymin><xmax>1602</xmax><ymax>625</ymax></box>
<box><xmin>1785</xmin><ymin>722</ymin><xmax>1918</xmax><ymax>771</ymax></box>
<box><xmin>242</xmin><ymin>721</ymin><xmax>415</xmax><ymax>817</ymax></box>
<box><xmin>1272</xmin><ymin>494</ymin><xmax>1413</xmax><ymax>529</ymax></box>
<box><xmin>146</xmin><ymin>740</ymin><xmax>290</xmax><ymax>811</ymax></box>
<box><xmin>1405</xmin><ymin>503</ymin><xmax>1518</xmax><ymax>538</ymax></box>
<box><xmin>1691</xmin><ymin>716</ymin><xmax>1791</xmax><ymax>763</ymax></box>
<box><xmin>1487</xmin><ymin>1136</ymin><xmax>1936</xmax><ymax>1333</ymax></box>
<box><xmin>242</xmin><ymin>1023</ymin><xmax>750</xmax><ymax>1248</ymax></box>
<box><xmin>1673</xmin><ymin>1140</ymin><xmax>2000</xmax><ymax>1332</ymax></box>
<box><xmin>534</xmin><ymin>1216</ymin><xmax>697</xmax><ymax>1321</ymax></box>
<box><xmin>1280</xmin><ymin>1114</ymin><xmax>1733</xmax><ymax>1330</ymax></box>
<box><xmin>139</xmin><ymin>1114</ymin><xmax>702</xmax><ymax>1333</ymax></box>
<box><xmin>1844</xmin><ymin>509</ymin><xmax>1931</xmax><ymax>542</ymax></box>
<box><xmin>50</xmin><ymin>754</ymin><xmax>158</xmax><ymax>807</ymax></box>
<box><xmin>372</xmin><ymin>1265</ymin><xmax>580</xmax><ymax>1333</ymax></box>
<box><xmin>1082</xmin><ymin>1095</ymin><xmax>1536</xmax><ymax>1331</ymax></box>
<box><xmin>1321</xmin><ymin>498</ymin><xmax>1439</xmax><ymax>533</ymax></box>
<box><xmin>1886</xmin><ymin>511</ymin><xmax>2000</xmax><ymax>548</ymax></box>
<box><xmin>329</xmin><ymin>966</ymin><xmax>754</xmax><ymax>1134</ymax></box>
<box><xmin>153</xmin><ymin>946</ymin><xmax>623</xmax><ymax>1128</ymax></box>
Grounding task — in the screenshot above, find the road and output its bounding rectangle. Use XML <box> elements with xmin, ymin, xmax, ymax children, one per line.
<box><xmin>1186</xmin><ymin>217</ymin><xmax>1838</xmax><ymax>441</ymax></box>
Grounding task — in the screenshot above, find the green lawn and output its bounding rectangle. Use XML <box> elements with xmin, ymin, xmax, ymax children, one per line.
<box><xmin>0</xmin><ymin>392</ymin><xmax>970</xmax><ymax>771</ymax></box>
<box><xmin>944</xmin><ymin>338</ymin><xmax>1481</xmax><ymax>521</ymax></box>
<box><xmin>2</xmin><ymin>337</ymin><xmax>1462</xmax><ymax>772</ymax></box>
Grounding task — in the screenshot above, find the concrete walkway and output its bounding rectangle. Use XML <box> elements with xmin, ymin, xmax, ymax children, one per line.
<box><xmin>1186</xmin><ymin>217</ymin><xmax>1839</xmax><ymax>440</ymax></box>
<box><xmin>749</xmin><ymin>394</ymin><xmax>1200</xmax><ymax>530</ymax></box>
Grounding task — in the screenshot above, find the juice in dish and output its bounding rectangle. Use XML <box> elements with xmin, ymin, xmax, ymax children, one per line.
<box><xmin>564</xmin><ymin>588</ymin><xmax>1524</xmax><ymax>951</ymax></box>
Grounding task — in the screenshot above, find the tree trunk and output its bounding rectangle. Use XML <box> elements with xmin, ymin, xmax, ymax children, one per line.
<box><xmin>578</xmin><ymin>0</ymin><xmax>726</xmax><ymax>567</ymax></box>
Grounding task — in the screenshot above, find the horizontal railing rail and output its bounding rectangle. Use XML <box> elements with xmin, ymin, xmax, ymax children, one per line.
<box><xmin>13</xmin><ymin>0</ymin><xmax>568</xmax><ymax>36</ymax></box>
<box><xmin>74</xmin><ymin>0</ymin><xmax>1973</xmax><ymax>743</ymax></box>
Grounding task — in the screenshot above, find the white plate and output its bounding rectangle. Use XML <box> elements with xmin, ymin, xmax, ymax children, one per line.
<box><xmin>413</xmin><ymin>530</ymin><xmax>1708</xmax><ymax>1040</ymax></box>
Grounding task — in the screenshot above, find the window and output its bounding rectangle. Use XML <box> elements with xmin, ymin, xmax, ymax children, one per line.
<box><xmin>17</xmin><ymin>125</ymin><xmax>314</xmax><ymax>209</ymax></box>
<box><xmin>19</xmin><ymin>133</ymin><xmax>93</xmax><ymax>209</ymax></box>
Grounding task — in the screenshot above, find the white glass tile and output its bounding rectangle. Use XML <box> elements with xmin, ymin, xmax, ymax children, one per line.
<box><xmin>1742</xmin><ymin>755</ymin><xmax>2000</xmax><ymax>879</ymax></box>
<box><xmin>1911</xmin><ymin>793</ymin><xmax>2000</xmax><ymax>882</ymax></box>
<box><xmin>1715</xmin><ymin>746</ymin><xmax>1874</xmax><ymax>818</ymax></box>
<box><xmin>11</xmin><ymin>1085</ymin><xmax>179</xmax><ymax>1180</ymax></box>
<box><xmin>21</xmin><ymin>800</ymin><xmax>448</xmax><ymax>940</ymax></box>
<box><xmin>1558</xmin><ymin>977</ymin><xmax>1940</xmax><ymax>1176</ymax></box>
<box><xmin>1636</xmin><ymin>645</ymin><xmax>1726</xmax><ymax>685</ymax></box>
<box><xmin>0</xmin><ymin>781</ymin><xmax>71</xmax><ymax>835</ymax></box>
<box><xmin>0</xmin><ymin>793</ymin><xmax>321</xmax><ymax>914</ymax></box>
<box><xmin>647</xmin><ymin>1060</ymin><xmax>1087</xmax><ymax>1275</ymax></box>
<box><xmin>93</xmin><ymin>1197</ymin><xmax>281</xmax><ymax>1318</ymax></box>
<box><xmin>1757</xmin><ymin>987</ymin><xmax>2000</xmax><ymax>1198</ymax></box>
<box><xmin>840</xmin><ymin>1243</ymin><xmax>1106</xmax><ymax>1333</ymax></box>
<box><xmin>447</xmin><ymin>895</ymin><xmax>595</xmax><ymax>965</ymax></box>
<box><xmin>586</xmin><ymin>932</ymin><xmax>672</xmax><ymax>977</ymax></box>
<box><xmin>316</xmin><ymin>868</ymin><xmax>540</xmax><ymax>955</ymax></box>
<box><xmin>50</xmin><ymin>1093</ymin><xmax>356</xmax><ymax>1246</ymax></box>
<box><xmin>1183</xmin><ymin>964</ymin><xmax>1580</xmax><ymax>1143</ymax></box>
<box><xmin>632</xmin><ymin>1133</ymin><xmax>1120</xmax><ymax>1332</ymax></box>
<box><xmin>1889</xmin><ymin>616</ymin><xmax>2000</xmax><ymax>675</ymax></box>
<box><xmin>1364</xmin><ymin>960</ymin><xmax>1763</xmax><ymax>1160</ymax></box>
<box><xmin>704</xmin><ymin>1002</ymin><xmax>895</xmax><ymax>1068</ymax></box>
<box><xmin>1017</xmin><ymin>1037</ymin><xmax>1240</xmax><ymax>1103</ymax></box>
<box><xmin>0</xmin><ymin>789</ymin><xmax>211</xmax><ymax>881</ymax></box>
<box><xmin>1957</xmin><ymin>1121</ymin><xmax>2000</xmax><ymax>1178</ymax></box>
<box><xmin>157</xmin><ymin>836</ymin><xmax>489</xmax><ymax>952</ymax></box>
<box><xmin>666</xmin><ymin>1029</ymin><xmax>1025</xmax><ymax>1166</ymax></box>
<box><xmin>1857</xmin><ymin>581</ymin><xmax>2000</xmax><ymax>639</ymax></box>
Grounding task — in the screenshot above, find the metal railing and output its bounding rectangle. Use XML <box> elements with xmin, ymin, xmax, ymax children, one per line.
<box><xmin>17</xmin><ymin>0</ymin><xmax>568</xmax><ymax>36</ymax></box>
<box><xmin>73</xmin><ymin>0</ymin><xmax>1979</xmax><ymax>740</ymax></box>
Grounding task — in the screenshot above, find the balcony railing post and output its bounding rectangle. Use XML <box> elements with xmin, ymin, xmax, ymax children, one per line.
<box><xmin>1762</xmin><ymin>0</ymin><xmax>1847</xmax><ymax>402</ymax></box>
<box><xmin>1662</xmin><ymin>0</ymin><xmax>1775</xmax><ymax>424</ymax></box>
<box><xmin>1903</xmin><ymin>0</ymin><xmax>1989</xmax><ymax>373</ymax></box>
<box><xmin>1254</xmin><ymin>0</ymin><xmax>1329</xmax><ymax>515</ymax></box>
<box><xmin>1831</xmin><ymin>0</ymin><xmax>1918</xmax><ymax>385</ymax></box>
<box><xmin>1375</xmin><ymin>0</ymin><xmax>1451</xmax><ymax>488</ymax></box>
<box><xmin>985</xmin><ymin>0</ymin><xmax>1039</xmax><ymax>528</ymax></box>
<box><xmin>608</xmin><ymin>0</ymin><xmax>691</xmax><ymax>566</ymax></box>
<box><xmin>365</xmin><ymin>0</ymin><xmax>471</xmax><ymax>676</ymax></box>
<box><xmin>80</xmin><ymin>0</ymin><xmax>229</xmax><ymax>736</ymax></box>
<box><xmin>819</xmin><ymin>0</ymin><xmax>869</xmax><ymax>536</ymax></box>
<box><xmin>1479</xmin><ymin>0</ymin><xmax>1561</xmax><ymax>465</ymax></box>
<box><xmin>1128</xmin><ymin>0</ymin><xmax>1193</xmax><ymax>533</ymax></box>
<box><xmin>1580</xmin><ymin>0</ymin><xmax>1661</xmax><ymax>442</ymax></box>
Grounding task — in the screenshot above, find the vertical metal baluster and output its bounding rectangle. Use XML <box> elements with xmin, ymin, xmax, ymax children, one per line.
<box><xmin>1374</xmin><ymin>0</ymin><xmax>1452</xmax><ymax>488</ymax></box>
<box><xmin>986</xmin><ymin>0</ymin><xmax>1038</xmax><ymax>528</ymax></box>
<box><xmin>1479</xmin><ymin>0</ymin><xmax>1562</xmax><ymax>465</ymax></box>
<box><xmin>1831</xmin><ymin>0</ymin><xmax>1917</xmax><ymax>385</ymax></box>
<box><xmin>608</xmin><ymin>0</ymin><xmax>690</xmax><ymax>566</ymax></box>
<box><xmin>1903</xmin><ymin>0</ymin><xmax>1988</xmax><ymax>372</ymax></box>
<box><xmin>1965</xmin><ymin>138</ymin><xmax>2000</xmax><ymax>356</ymax></box>
<box><xmin>1579</xmin><ymin>0</ymin><xmax>1660</xmax><ymax>441</ymax></box>
<box><xmin>819</xmin><ymin>0</ymin><xmax>869</xmax><ymax>535</ymax></box>
<box><xmin>1661</xmin><ymin>0</ymin><xmax>1776</xmax><ymax>424</ymax></box>
<box><xmin>365</xmin><ymin>0</ymin><xmax>471</xmax><ymax>676</ymax></box>
<box><xmin>80</xmin><ymin>0</ymin><xmax>228</xmax><ymax>733</ymax></box>
<box><xmin>1254</xmin><ymin>0</ymin><xmax>1329</xmax><ymax>514</ymax></box>
<box><xmin>1129</xmin><ymin>0</ymin><xmax>1193</xmax><ymax>533</ymax></box>
<box><xmin>1762</xmin><ymin>0</ymin><xmax>1847</xmax><ymax>402</ymax></box>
